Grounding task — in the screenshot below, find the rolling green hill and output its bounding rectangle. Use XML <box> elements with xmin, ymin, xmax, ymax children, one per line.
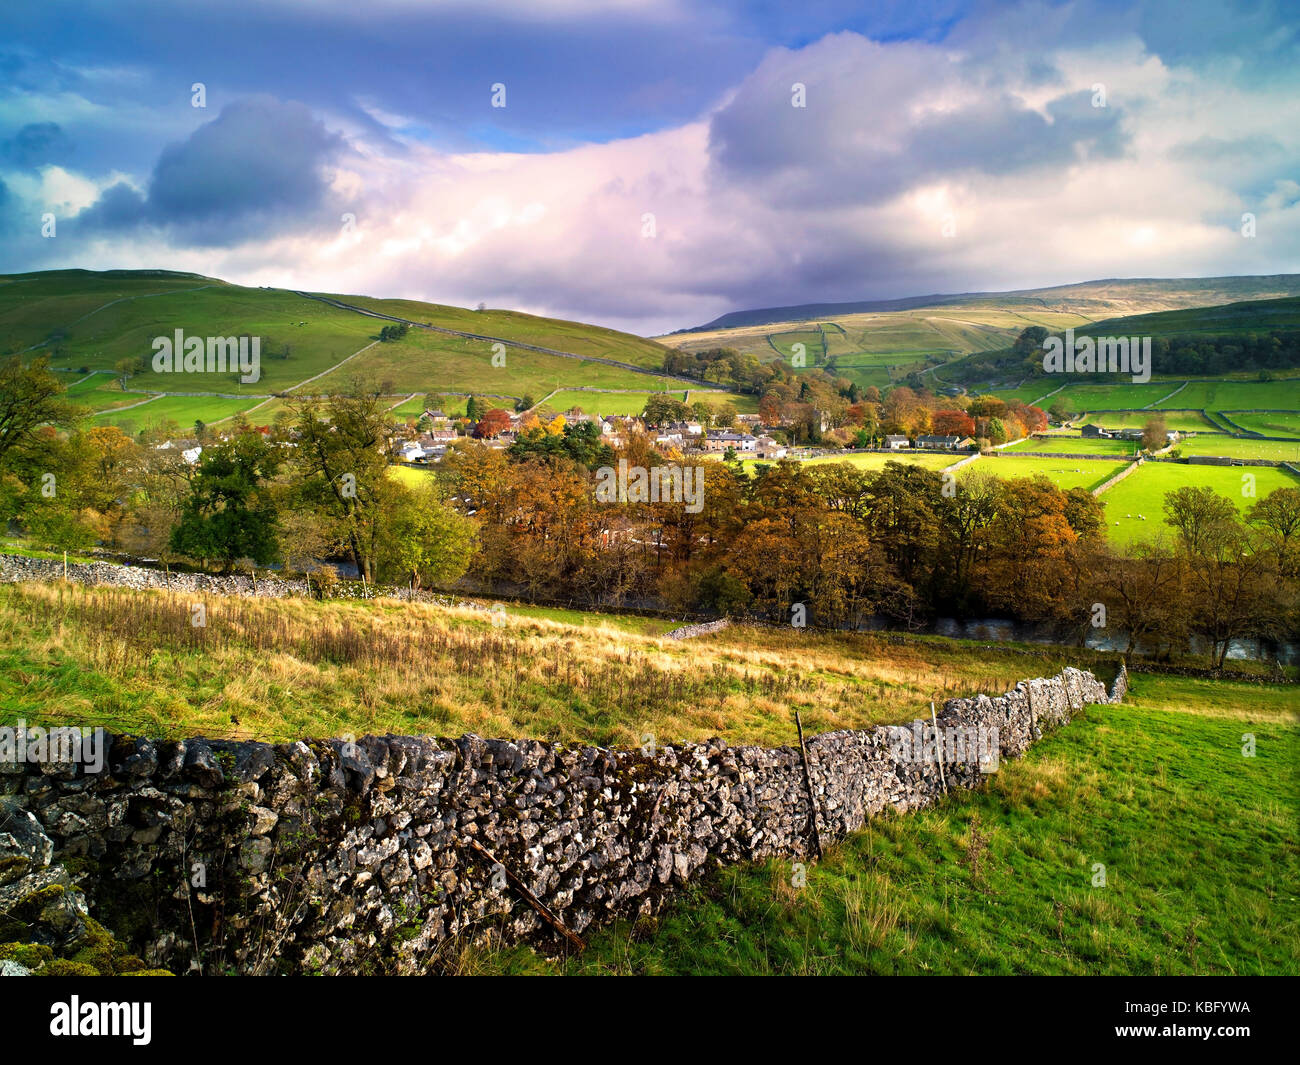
<box><xmin>682</xmin><ymin>274</ymin><xmax>1300</xmax><ymax>332</ymax></box>
<box><xmin>0</xmin><ymin>269</ymin><xmax>717</xmax><ymax>432</ymax></box>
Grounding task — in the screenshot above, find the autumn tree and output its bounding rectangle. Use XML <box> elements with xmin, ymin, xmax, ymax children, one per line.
<box><xmin>1142</xmin><ymin>414</ymin><xmax>1168</xmax><ymax>452</ymax></box>
<box><xmin>932</xmin><ymin>409</ymin><xmax>976</xmax><ymax>438</ymax></box>
<box><xmin>473</xmin><ymin>408</ymin><xmax>513</xmax><ymax>439</ymax></box>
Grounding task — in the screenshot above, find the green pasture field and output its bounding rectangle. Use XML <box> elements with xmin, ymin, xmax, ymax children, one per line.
<box><xmin>486</xmin><ymin>671</ymin><xmax>1298</xmax><ymax>975</ymax></box>
<box><xmin>307</xmin><ymin>327</ymin><xmax>674</xmax><ymax>398</ymax></box>
<box><xmin>1222</xmin><ymin>413</ymin><xmax>1300</xmax><ymax>436</ymax></box>
<box><xmin>3</xmin><ymin>275</ymin><xmax>380</xmax><ymax>392</ymax></box>
<box><xmin>1005</xmin><ymin>435</ymin><xmax>1139</xmax><ymax>456</ymax></box>
<box><xmin>768</xmin><ymin>330</ymin><xmax>827</xmax><ymax>363</ymax></box>
<box><xmin>89</xmin><ymin>394</ymin><xmax>262</xmax><ymax>432</ymax></box>
<box><xmin>320</xmin><ymin>293</ymin><xmax>673</xmax><ymax>370</ymax></box>
<box><xmin>1222</xmin><ymin>411</ymin><xmax>1300</xmax><ymax>437</ymax></box>
<box><xmin>1083</xmin><ymin>409</ymin><xmax>1217</xmax><ymax>432</ymax></box>
<box><xmin>542</xmin><ymin>390</ymin><xmax>686</xmax><ymax>415</ymax></box>
<box><xmin>963</xmin><ymin>454</ymin><xmax>1131</xmax><ymax>492</ymax></box>
<box><xmin>1156</xmin><ymin>379</ymin><xmax>1300</xmax><ymax>410</ymax></box>
<box><xmin>61</xmin><ymin>373</ymin><xmax>158</xmax><ymax>414</ymax></box>
<box><xmin>1176</xmin><ymin>435</ymin><xmax>1300</xmax><ymax>462</ymax></box>
<box><xmin>1099</xmin><ymin>462</ymin><xmax>1300</xmax><ymax>546</ymax></box>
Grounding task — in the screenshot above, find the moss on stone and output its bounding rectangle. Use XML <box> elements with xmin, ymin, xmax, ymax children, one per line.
<box><xmin>0</xmin><ymin>941</ymin><xmax>54</xmax><ymax>968</ymax></box>
<box><xmin>40</xmin><ymin>959</ymin><xmax>99</xmax><ymax>976</ymax></box>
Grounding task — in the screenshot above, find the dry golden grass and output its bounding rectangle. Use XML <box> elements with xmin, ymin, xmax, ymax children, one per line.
<box><xmin>0</xmin><ymin>580</ymin><xmax>1114</xmax><ymax>747</ymax></box>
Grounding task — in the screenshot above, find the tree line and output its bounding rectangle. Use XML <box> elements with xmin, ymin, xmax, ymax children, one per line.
<box><xmin>4</xmin><ymin>354</ymin><xmax>1296</xmax><ymax>665</ymax></box>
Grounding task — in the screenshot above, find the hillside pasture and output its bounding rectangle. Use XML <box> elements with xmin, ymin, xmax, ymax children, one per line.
<box><xmin>1156</xmin><ymin>379</ymin><xmax>1300</xmax><ymax>410</ymax></box>
<box><xmin>1176</xmin><ymin>435</ymin><xmax>1300</xmax><ymax>462</ymax></box>
<box><xmin>317</xmin><ymin>293</ymin><xmax>674</xmax><ymax>370</ymax></box>
<box><xmin>1005</xmin><ymin>435</ymin><xmax>1138</xmax><ymax>456</ymax></box>
<box><xmin>1222</xmin><ymin>410</ymin><xmax>1300</xmax><ymax>437</ymax></box>
<box><xmin>307</xmin><ymin>327</ymin><xmax>670</xmax><ymax>398</ymax></box>
<box><xmin>1083</xmin><ymin>409</ymin><xmax>1217</xmax><ymax>432</ymax></box>
<box><xmin>1099</xmin><ymin>461</ymin><xmax>1300</xmax><ymax>546</ymax></box>
<box><xmin>89</xmin><ymin>393</ymin><xmax>262</xmax><ymax>432</ymax></box>
<box><xmin>962</xmin><ymin>454</ymin><xmax>1131</xmax><ymax>492</ymax></box>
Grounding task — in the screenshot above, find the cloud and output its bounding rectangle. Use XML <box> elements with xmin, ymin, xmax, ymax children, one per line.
<box><xmin>5</xmin><ymin>2</ymin><xmax>1300</xmax><ymax>333</ymax></box>
<box><xmin>707</xmin><ymin>33</ymin><xmax>1128</xmax><ymax>211</ymax></box>
<box><xmin>2</xmin><ymin>122</ymin><xmax>73</xmax><ymax>169</ymax></box>
<box><xmin>74</xmin><ymin>96</ymin><xmax>348</xmax><ymax>245</ymax></box>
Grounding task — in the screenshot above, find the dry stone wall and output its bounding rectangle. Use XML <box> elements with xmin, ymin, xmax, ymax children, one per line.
<box><xmin>0</xmin><ymin>666</ymin><xmax>1120</xmax><ymax>974</ymax></box>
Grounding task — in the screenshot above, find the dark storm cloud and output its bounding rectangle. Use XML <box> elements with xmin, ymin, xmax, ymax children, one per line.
<box><xmin>74</xmin><ymin>97</ymin><xmax>347</xmax><ymax>245</ymax></box>
<box><xmin>708</xmin><ymin>39</ymin><xmax>1129</xmax><ymax>211</ymax></box>
<box><xmin>2</xmin><ymin>123</ymin><xmax>73</xmax><ymax>169</ymax></box>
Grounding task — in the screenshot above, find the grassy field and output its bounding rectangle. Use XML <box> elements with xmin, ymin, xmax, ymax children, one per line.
<box><xmin>1082</xmin><ymin>295</ymin><xmax>1300</xmax><ymax>338</ymax></box>
<box><xmin>964</xmin><ymin>454</ymin><xmax>1131</xmax><ymax>492</ymax></box>
<box><xmin>1084</xmin><ymin>409</ymin><xmax>1217</xmax><ymax>432</ymax></box>
<box><xmin>768</xmin><ymin>329</ymin><xmax>827</xmax><ymax>363</ymax></box>
<box><xmin>1099</xmin><ymin>462</ymin><xmax>1300</xmax><ymax>546</ymax></box>
<box><xmin>1177</xmin><ymin>435</ymin><xmax>1300</xmax><ymax>461</ymax></box>
<box><xmin>1158</xmin><ymin>379</ymin><xmax>1300</xmax><ymax>411</ymax></box>
<box><xmin>665</xmin><ymin>305</ymin><xmax>1082</xmax><ymax>394</ymax></box>
<box><xmin>60</xmin><ymin>373</ymin><xmax>162</xmax><ymax>414</ymax></box>
<box><xmin>1006</xmin><ymin>435</ymin><xmax>1139</xmax><ymax>456</ymax></box>
<box><xmin>319</xmin><ymin>292</ymin><xmax>673</xmax><ymax>371</ymax></box>
<box><xmin>1</xmin><ymin>269</ymin><xmax>687</xmax><ymax>406</ymax></box>
<box><xmin>735</xmin><ymin>452</ymin><xmax>959</xmax><ymax>476</ymax></box>
<box><xmin>478</xmin><ymin>671</ymin><xmax>1298</xmax><ymax>975</ymax></box>
<box><xmin>0</xmin><ymin>580</ymin><xmax>1120</xmax><ymax>750</ymax></box>
<box><xmin>540</xmin><ymin>390</ymin><xmax>685</xmax><ymax>415</ymax></box>
<box><xmin>1224</xmin><ymin>411</ymin><xmax>1300</xmax><ymax>437</ymax></box>
<box><xmin>89</xmin><ymin>393</ymin><xmax>261</xmax><ymax>432</ymax></box>
<box><xmin>1051</xmin><ymin>381</ymin><xmax>1183</xmax><ymax>410</ymax></box>
<box><xmin>307</xmin><ymin>326</ymin><xmax>666</xmax><ymax>398</ymax></box>
<box><xmin>1</xmin><ymin>572</ymin><xmax>1292</xmax><ymax>977</ymax></box>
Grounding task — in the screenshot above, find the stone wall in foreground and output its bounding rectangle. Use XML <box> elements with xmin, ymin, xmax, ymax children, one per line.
<box><xmin>0</xmin><ymin>666</ymin><xmax>1119</xmax><ymax>974</ymax></box>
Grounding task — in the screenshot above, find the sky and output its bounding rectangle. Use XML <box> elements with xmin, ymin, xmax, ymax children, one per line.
<box><xmin>0</xmin><ymin>0</ymin><xmax>1297</xmax><ymax>335</ymax></box>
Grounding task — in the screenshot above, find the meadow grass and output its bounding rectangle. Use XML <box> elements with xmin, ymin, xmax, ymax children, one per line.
<box><xmin>1</xmin><ymin>270</ymin><xmax>682</xmax><ymax>400</ymax></box>
<box><xmin>1225</xmin><ymin>411</ymin><xmax>1300</xmax><ymax>437</ymax></box>
<box><xmin>1085</xmin><ymin>409</ymin><xmax>1217</xmax><ymax>432</ymax></box>
<box><xmin>963</xmin><ymin>454</ymin><xmax>1131</xmax><ymax>492</ymax></box>
<box><xmin>1006</xmin><ymin>435</ymin><xmax>1138</xmax><ymax>456</ymax></box>
<box><xmin>308</xmin><ymin>326</ymin><xmax>668</xmax><ymax>398</ymax></box>
<box><xmin>1099</xmin><ymin>462</ymin><xmax>1300</xmax><ymax>546</ymax></box>
<box><xmin>476</xmin><ymin>671</ymin><xmax>1298</xmax><ymax>975</ymax></box>
<box><xmin>1177</xmin><ymin>435</ymin><xmax>1300</xmax><ymax>461</ymax></box>
<box><xmin>89</xmin><ymin>393</ymin><xmax>262</xmax><ymax>431</ymax></box>
<box><xmin>0</xmin><ymin>580</ymin><xmax>1117</xmax><ymax>749</ymax></box>
<box><xmin>321</xmin><ymin>293</ymin><xmax>673</xmax><ymax>370</ymax></box>
<box><xmin>540</xmin><ymin>390</ymin><xmax>686</xmax><ymax>415</ymax></box>
<box><xmin>1158</xmin><ymin>379</ymin><xmax>1300</xmax><ymax>411</ymax></box>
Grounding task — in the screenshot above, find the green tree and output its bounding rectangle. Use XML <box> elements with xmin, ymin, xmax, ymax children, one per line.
<box><xmin>642</xmin><ymin>393</ymin><xmax>689</xmax><ymax>425</ymax></box>
<box><xmin>170</xmin><ymin>431</ymin><xmax>282</xmax><ymax>570</ymax></box>
<box><xmin>290</xmin><ymin>388</ymin><xmax>397</xmax><ymax>582</ymax></box>
<box><xmin>0</xmin><ymin>356</ymin><xmax>76</xmax><ymax>471</ymax></box>
<box><xmin>376</xmin><ymin>481</ymin><xmax>478</xmax><ymax>589</ymax></box>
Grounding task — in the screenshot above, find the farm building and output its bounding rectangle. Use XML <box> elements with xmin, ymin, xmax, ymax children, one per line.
<box><xmin>916</xmin><ymin>434</ymin><xmax>964</xmax><ymax>449</ymax></box>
